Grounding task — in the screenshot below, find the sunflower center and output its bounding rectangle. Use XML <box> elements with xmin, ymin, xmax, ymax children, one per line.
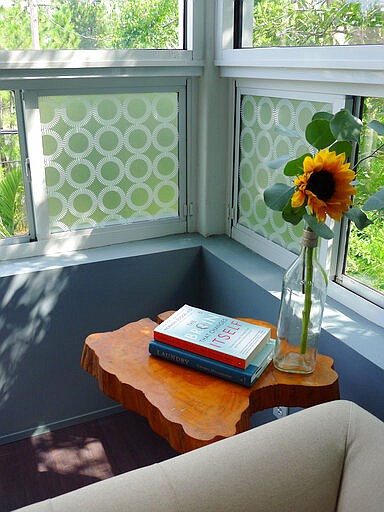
<box><xmin>306</xmin><ymin>169</ymin><xmax>335</xmax><ymax>201</ymax></box>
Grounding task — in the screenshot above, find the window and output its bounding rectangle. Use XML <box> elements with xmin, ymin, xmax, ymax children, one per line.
<box><xmin>335</xmin><ymin>96</ymin><xmax>384</xmax><ymax>306</ymax></box>
<box><xmin>11</xmin><ymin>81</ymin><xmax>188</xmax><ymax>254</ymax></box>
<box><xmin>0</xmin><ymin>0</ymin><xmax>186</xmax><ymax>50</ymax></box>
<box><xmin>232</xmin><ymin>88</ymin><xmax>384</xmax><ymax>310</ymax></box>
<box><xmin>221</xmin><ymin>0</ymin><xmax>384</xmax><ymax>321</ymax></box>
<box><xmin>0</xmin><ymin>80</ymin><xmax>192</xmax><ymax>259</ymax></box>
<box><xmin>231</xmin><ymin>87</ymin><xmax>349</xmax><ymax>263</ymax></box>
<box><xmin>0</xmin><ymin>90</ymin><xmax>32</xmax><ymax>243</ymax></box>
<box><xmin>236</xmin><ymin>0</ymin><xmax>384</xmax><ymax>48</ymax></box>
<box><xmin>0</xmin><ymin>1</ymin><xmax>200</xmax><ymax>259</ymax></box>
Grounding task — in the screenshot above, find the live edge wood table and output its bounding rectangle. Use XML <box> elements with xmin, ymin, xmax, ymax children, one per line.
<box><xmin>81</xmin><ymin>312</ymin><xmax>339</xmax><ymax>453</ymax></box>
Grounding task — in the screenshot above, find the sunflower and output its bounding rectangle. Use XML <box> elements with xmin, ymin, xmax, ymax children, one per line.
<box><xmin>291</xmin><ymin>148</ymin><xmax>356</xmax><ymax>223</ymax></box>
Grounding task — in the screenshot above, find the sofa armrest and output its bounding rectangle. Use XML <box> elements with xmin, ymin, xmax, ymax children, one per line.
<box><xmin>336</xmin><ymin>401</ymin><xmax>384</xmax><ymax>512</ymax></box>
<box><xmin>12</xmin><ymin>400</ymin><xmax>384</xmax><ymax>512</ymax></box>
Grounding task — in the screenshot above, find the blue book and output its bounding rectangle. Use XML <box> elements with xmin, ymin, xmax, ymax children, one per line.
<box><xmin>149</xmin><ymin>339</ymin><xmax>275</xmax><ymax>387</ymax></box>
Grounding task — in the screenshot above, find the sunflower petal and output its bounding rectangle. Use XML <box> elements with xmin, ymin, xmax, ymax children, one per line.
<box><xmin>291</xmin><ymin>190</ymin><xmax>306</xmax><ymax>208</ymax></box>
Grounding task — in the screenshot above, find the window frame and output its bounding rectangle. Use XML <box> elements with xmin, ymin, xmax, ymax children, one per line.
<box><xmin>0</xmin><ymin>76</ymin><xmax>194</xmax><ymax>260</ymax></box>
<box><xmin>218</xmin><ymin>0</ymin><xmax>384</xmax><ymax>326</ymax></box>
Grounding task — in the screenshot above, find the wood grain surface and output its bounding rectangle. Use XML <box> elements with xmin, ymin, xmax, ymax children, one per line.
<box><xmin>81</xmin><ymin>313</ymin><xmax>339</xmax><ymax>452</ymax></box>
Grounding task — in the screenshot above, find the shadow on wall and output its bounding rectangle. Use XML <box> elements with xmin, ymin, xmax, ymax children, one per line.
<box><xmin>0</xmin><ymin>267</ymin><xmax>75</xmax><ymax>440</ymax></box>
<box><xmin>0</xmin><ymin>246</ymin><xmax>202</xmax><ymax>443</ymax></box>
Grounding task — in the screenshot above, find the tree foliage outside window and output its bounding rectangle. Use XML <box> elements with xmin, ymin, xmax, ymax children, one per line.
<box><xmin>0</xmin><ymin>91</ymin><xmax>28</xmax><ymax>238</ymax></box>
<box><xmin>0</xmin><ymin>0</ymin><xmax>181</xmax><ymax>50</ymax></box>
<box><xmin>251</xmin><ymin>0</ymin><xmax>384</xmax><ymax>47</ymax></box>
<box><xmin>345</xmin><ymin>97</ymin><xmax>384</xmax><ymax>293</ymax></box>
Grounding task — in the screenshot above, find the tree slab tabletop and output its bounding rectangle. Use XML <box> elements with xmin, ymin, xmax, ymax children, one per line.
<box><xmin>81</xmin><ymin>315</ymin><xmax>339</xmax><ymax>453</ymax></box>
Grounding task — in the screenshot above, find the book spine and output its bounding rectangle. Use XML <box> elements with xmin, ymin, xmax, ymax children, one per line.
<box><xmin>152</xmin><ymin>332</ymin><xmax>246</xmax><ymax>369</ymax></box>
<box><xmin>149</xmin><ymin>342</ymin><xmax>253</xmax><ymax>387</ymax></box>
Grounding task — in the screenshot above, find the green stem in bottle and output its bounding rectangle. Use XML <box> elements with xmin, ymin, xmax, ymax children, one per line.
<box><xmin>300</xmin><ymin>243</ymin><xmax>314</xmax><ymax>355</ymax></box>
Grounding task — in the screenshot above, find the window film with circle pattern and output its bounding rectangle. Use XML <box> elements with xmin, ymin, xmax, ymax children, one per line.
<box><xmin>39</xmin><ymin>92</ymin><xmax>179</xmax><ymax>233</ymax></box>
<box><xmin>237</xmin><ymin>95</ymin><xmax>333</xmax><ymax>253</ymax></box>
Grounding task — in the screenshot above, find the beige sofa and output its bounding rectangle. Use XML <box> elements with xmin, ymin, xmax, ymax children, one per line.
<box><xmin>14</xmin><ymin>400</ymin><xmax>384</xmax><ymax>512</ymax></box>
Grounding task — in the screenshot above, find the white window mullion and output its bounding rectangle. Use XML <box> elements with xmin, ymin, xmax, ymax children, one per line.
<box><xmin>178</xmin><ymin>83</ymin><xmax>188</xmax><ymax>227</ymax></box>
<box><xmin>14</xmin><ymin>90</ymin><xmax>36</xmax><ymax>241</ymax></box>
<box><xmin>230</xmin><ymin>83</ymin><xmax>242</xmax><ymax>230</ymax></box>
<box><xmin>23</xmin><ymin>91</ymin><xmax>51</xmax><ymax>241</ymax></box>
<box><xmin>241</xmin><ymin>0</ymin><xmax>253</xmax><ymax>48</ymax></box>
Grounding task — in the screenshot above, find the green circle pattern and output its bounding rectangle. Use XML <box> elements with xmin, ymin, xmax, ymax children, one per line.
<box><xmin>238</xmin><ymin>95</ymin><xmax>332</xmax><ymax>253</ymax></box>
<box><xmin>39</xmin><ymin>92</ymin><xmax>179</xmax><ymax>233</ymax></box>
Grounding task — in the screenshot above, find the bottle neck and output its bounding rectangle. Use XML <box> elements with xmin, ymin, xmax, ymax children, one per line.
<box><xmin>301</xmin><ymin>228</ymin><xmax>318</xmax><ymax>249</ymax></box>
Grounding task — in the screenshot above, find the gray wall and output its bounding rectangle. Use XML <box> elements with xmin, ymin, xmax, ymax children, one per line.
<box><xmin>0</xmin><ymin>247</ymin><xmax>201</xmax><ymax>444</ymax></box>
<box><xmin>1</xmin><ymin>238</ymin><xmax>383</xmax><ymax>445</ymax></box>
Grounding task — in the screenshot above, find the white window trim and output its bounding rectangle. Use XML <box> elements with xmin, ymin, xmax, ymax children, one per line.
<box><xmin>0</xmin><ymin>49</ymin><xmax>199</xmax><ymax>70</ymax></box>
<box><xmin>217</xmin><ymin>46</ymin><xmax>384</xmax><ymax>71</ymax></box>
<box><xmin>0</xmin><ymin>0</ymin><xmax>205</xmax><ymax>80</ymax></box>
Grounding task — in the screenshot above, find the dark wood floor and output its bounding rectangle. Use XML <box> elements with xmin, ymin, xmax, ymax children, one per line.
<box><xmin>0</xmin><ymin>410</ymin><xmax>178</xmax><ymax>512</ymax></box>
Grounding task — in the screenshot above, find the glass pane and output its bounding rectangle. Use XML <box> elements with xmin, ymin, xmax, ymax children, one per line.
<box><xmin>0</xmin><ymin>91</ymin><xmax>29</xmax><ymax>239</ymax></box>
<box><xmin>39</xmin><ymin>92</ymin><xmax>180</xmax><ymax>233</ymax></box>
<box><xmin>237</xmin><ymin>94</ymin><xmax>332</xmax><ymax>252</ymax></box>
<box><xmin>247</xmin><ymin>0</ymin><xmax>384</xmax><ymax>47</ymax></box>
<box><xmin>345</xmin><ymin>97</ymin><xmax>384</xmax><ymax>294</ymax></box>
<box><xmin>0</xmin><ymin>0</ymin><xmax>183</xmax><ymax>50</ymax></box>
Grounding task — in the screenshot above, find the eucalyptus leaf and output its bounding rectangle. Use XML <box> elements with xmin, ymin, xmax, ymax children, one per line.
<box><xmin>312</xmin><ymin>111</ymin><xmax>334</xmax><ymax>122</ymax></box>
<box><xmin>305</xmin><ymin>119</ymin><xmax>335</xmax><ymax>150</ymax></box>
<box><xmin>367</xmin><ymin>120</ymin><xmax>384</xmax><ymax>136</ymax></box>
<box><xmin>328</xmin><ymin>140</ymin><xmax>353</xmax><ymax>159</ymax></box>
<box><xmin>362</xmin><ymin>188</ymin><xmax>384</xmax><ymax>211</ymax></box>
<box><xmin>282</xmin><ymin>201</ymin><xmax>306</xmax><ymax>225</ymax></box>
<box><xmin>303</xmin><ymin>214</ymin><xmax>334</xmax><ymax>239</ymax></box>
<box><xmin>264</xmin><ymin>183</ymin><xmax>295</xmax><ymax>212</ymax></box>
<box><xmin>330</xmin><ymin>109</ymin><xmax>362</xmax><ymax>142</ymax></box>
<box><xmin>344</xmin><ymin>208</ymin><xmax>373</xmax><ymax>229</ymax></box>
<box><xmin>284</xmin><ymin>153</ymin><xmax>312</xmax><ymax>176</ymax></box>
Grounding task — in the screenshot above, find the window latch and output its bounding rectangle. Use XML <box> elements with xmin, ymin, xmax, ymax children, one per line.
<box><xmin>25</xmin><ymin>158</ymin><xmax>32</xmax><ymax>182</ymax></box>
<box><xmin>183</xmin><ymin>202</ymin><xmax>193</xmax><ymax>217</ymax></box>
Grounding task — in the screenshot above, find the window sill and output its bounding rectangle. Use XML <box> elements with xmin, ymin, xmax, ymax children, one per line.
<box><xmin>0</xmin><ymin>233</ymin><xmax>203</xmax><ymax>278</ymax></box>
<box><xmin>216</xmin><ymin>47</ymin><xmax>384</xmax><ymax>94</ymax></box>
<box><xmin>216</xmin><ymin>46</ymin><xmax>384</xmax><ymax>71</ymax></box>
<box><xmin>0</xmin><ymin>49</ymin><xmax>204</xmax><ymax>81</ymax></box>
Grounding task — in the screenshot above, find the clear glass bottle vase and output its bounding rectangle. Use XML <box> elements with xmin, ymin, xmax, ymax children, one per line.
<box><xmin>273</xmin><ymin>228</ymin><xmax>328</xmax><ymax>374</ymax></box>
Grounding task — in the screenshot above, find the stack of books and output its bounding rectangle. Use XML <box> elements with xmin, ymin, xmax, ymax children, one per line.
<box><xmin>149</xmin><ymin>304</ymin><xmax>275</xmax><ymax>387</ymax></box>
